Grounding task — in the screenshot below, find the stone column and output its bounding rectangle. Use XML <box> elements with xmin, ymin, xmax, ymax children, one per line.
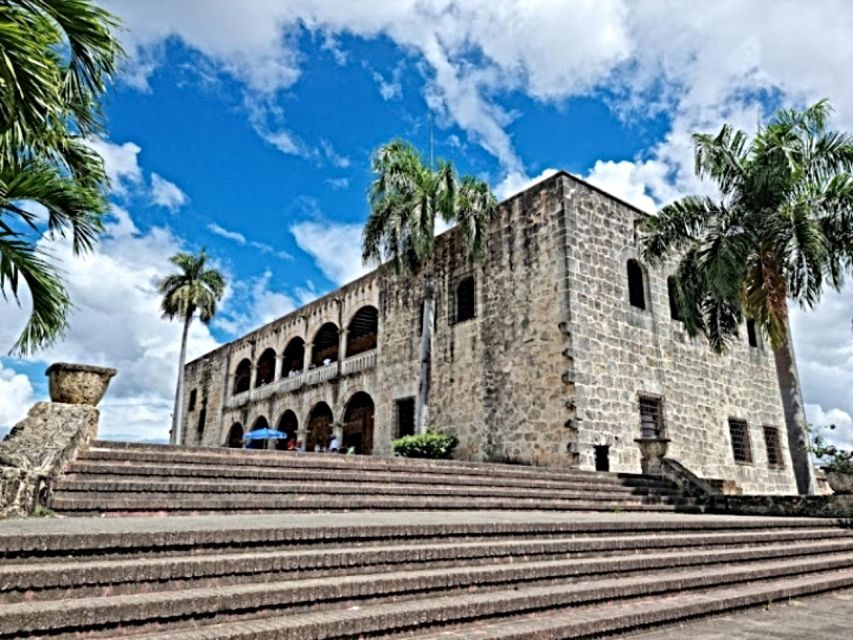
<box><xmin>248</xmin><ymin>365</ymin><xmax>257</xmax><ymax>401</ymax></box>
<box><xmin>338</xmin><ymin>329</ymin><xmax>347</xmax><ymax>373</ymax></box>
<box><xmin>274</xmin><ymin>354</ymin><xmax>284</xmax><ymax>381</ymax></box>
<box><xmin>303</xmin><ymin>343</ymin><xmax>313</xmax><ymax>371</ymax></box>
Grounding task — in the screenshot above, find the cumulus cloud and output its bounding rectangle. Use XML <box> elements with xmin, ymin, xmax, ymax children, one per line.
<box><xmin>86</xmin><ymin>137</ymin><xmax>143</xmax><ymax>195</ymax></box>
<box><xmin>290</xmin><ymin>220</ymin><xmax>371</xmax><ymax>286</ymax></box>
<box><xmin>326</xmin><ymin>177</ymin><xmax>350</xmax><ymax>190</ymax></box>
<box><xmin>495</xmin><ymin>168</ymin><xmax>559</xmax><ymax>201</ymax></box>
<box><xmin>584</xmin><ymin>160</ymin><xmax>658</xmax><ymax>213</ymax></box>
<box><xmin>0</xmin><ymin>362</ymin><xmax>34</xmax><ymax>430</ymax></box>
<box><xmin>215</xmin><ymin>270</ymin><xmax>297</xmax><ymax>336</ymax></box>
<box><xmin>150</xmin><ymin>173</ymin><xmax>189</xmax><ymax>211</ymax></box>
<box><xmin>207</xmin><ymin>223</ymin><xmax>292</xmax><ymax>260</ymax></box>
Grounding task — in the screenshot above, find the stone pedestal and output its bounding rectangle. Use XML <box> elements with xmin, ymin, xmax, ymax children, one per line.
<box><xmin>823</xmin><ymin>470</ymin><xmax>853</xmax><ymax>494</ymax></box>
<box><xmin>46</xmin><ymin>362</ymin><xmax>116</xmax><ymax>406</ymax></box>
<box><xmin>635</xmin><ymin>437</ymin><xmax>670</xmax><ymax>476</ymax></box>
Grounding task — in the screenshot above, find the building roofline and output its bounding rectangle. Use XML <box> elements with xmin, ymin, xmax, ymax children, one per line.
<box><xmin>186</xmin><ymin>169</ymin><xmax>651</xmax><ymax>367</ymax></box>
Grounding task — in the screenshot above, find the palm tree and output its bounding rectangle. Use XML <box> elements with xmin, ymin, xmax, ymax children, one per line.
<box><xmin>363</xmin><ymin>139</ymin><xmax>497</xmax><ymax>433</ymax></box>
<box><xmin>641</xmin><ymin>100</ymin><xmax>853</xmax><ymax>495</ymax></box>
<box><xmin>1</xmin><ymin>0</ymin><xmax>122</xmax><ymax>354</ymax></box>
<box><xmin>159</xmin><ymin>249</ymin><xmax>225</xmax><ymax>445</ymax></box>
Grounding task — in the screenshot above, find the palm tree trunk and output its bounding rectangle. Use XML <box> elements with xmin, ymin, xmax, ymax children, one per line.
<box><xmin>773</xmin><ymin>316</ymin><xmax>818</xmax><ymax>495</ymax></box>
<box><xmin>171</xmin><ymin>313</ymin><xmax>192</xmax><ymax>446</ymax></box>
<box><xmin>415</xmin><ymin>276</ymin><xmax>435</xmax><ymax>435</ymax></box>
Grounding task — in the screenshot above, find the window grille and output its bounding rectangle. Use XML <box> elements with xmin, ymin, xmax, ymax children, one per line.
<box><xmin>638</xmin><ymin>395</ymin><xmax>664</xmax><ymax>438</ymax></box>
<box><xmin>729</xmin><ymin>419</ymin><xmax>753</xmax><ymax>463</ymax></box>
<box><xmin>763</xmin><ymin>426</ymin><xmax>784</xmax><ymax>468</ymax></box>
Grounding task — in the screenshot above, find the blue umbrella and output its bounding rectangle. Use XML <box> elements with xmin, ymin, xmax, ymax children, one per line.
<box><xmin>243</xmin><ymin>428</ymin><xmax>288</xmax><ymax>441</ymax></box>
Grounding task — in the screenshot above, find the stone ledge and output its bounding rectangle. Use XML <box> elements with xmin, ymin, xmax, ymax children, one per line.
<box><xmin>708</xmin><ymin>494</ymin><xmax>853</xmax><ymax>519</ymax></box>
<box><xmin>0</xmin><ymin>402</ymin><xmax>99</xmax><ymax>518</ymax></box>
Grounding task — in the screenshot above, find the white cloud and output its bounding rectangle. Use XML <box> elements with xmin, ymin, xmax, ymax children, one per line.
<box><xmin>805</xmin><ymin>404</ymin><xmax>853</xmax><ymax>452</ymax></box>
<box><xmin>584</xmin><ymin>160</ymin><xmax>658</xmax><ymax>213</ymax></box>
<box><xmin>86</xmin><ymin>138</ymin><xmax>143</xmax><ymax>195</ymax></box>
<box><xmin>208</xmin><ymin>223</ymin><xmax>247</xmax><ymax>245</ymax></box>
<box><xmin>326</xmin><ymin>177</ymin><xmax>350</xmax><ymax>190</ymax></box>
<box><xmin>290</xmin><ymin>220</ymin><xmax>371</xmax><ymax>286</ymax></box>
<box><xmin>368</xmin><ymin>63</ymin><xmax>402</xmax><ymax>101</ymax></box>
<box><xmin>0</xmin><ymin>362</ymin><xmax>34</xmax><ymax>430</ymax></box>
<box><xmin>494</xmin><ymin>168</ymin><xmax>558</xmax><ymax>201</ymax></box>
<box><xmin>150</xmin><ymin>173</ymin><xmax>189</xmax><ymax>211</ymax></box>
<box><xmin>215</xmin><ymin>270</ymin><xmax>297</xmax><ymax>336</ymax></box>
<box><xmin>320</xmin><ymin>140</ymin><xmax>350</xmax><ymax>168</ymax></box>
<box><xmin>0</xmin><ymin>211</ymin><xmax>221</xmax><ymax>442</ymax></box>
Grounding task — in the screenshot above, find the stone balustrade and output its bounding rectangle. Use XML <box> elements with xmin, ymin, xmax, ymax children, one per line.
<box><xmin>342</xmin><ymin>350</ymin><xmax>377</xmax><ymax>375</ymax></box>
<box><xmin>304</xmin><ymin>362</ymin><xmax>338</xmax><ymax>386</ymax></box>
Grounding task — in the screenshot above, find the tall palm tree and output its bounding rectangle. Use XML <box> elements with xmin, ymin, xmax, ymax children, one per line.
<box><xmin>641</xmin><ymin>100</ymin><xmax>853</xmax><ymax>495</ymax></box>
<box><xmin>1</xmin><ymin>0</ymin><xmax>122</xmax><ymax>354</ymax></box>
<box><xmin>159</xmin><ymin>249</ymin><xmax>225</xmax><ymax>445</ymax></box>
<box><xmin>363</xmin><ymin>139</ymin><xmax>497</xmax><ymax>434</ymax></box>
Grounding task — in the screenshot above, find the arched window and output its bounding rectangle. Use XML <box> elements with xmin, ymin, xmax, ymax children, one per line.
<box><xmin>454</xmin><ymin>276</ymin><xmax>476</xmax><ymax>323</ymax></box>
<box><xmin>667</xmin><ymin>276</ymin><xmax>682</xmax><ymax>321</ymax></box>
<box><xmin>746</xmin><ymin>318</ymin><xmax>759</xmax><ymax>348</ymax></box>
<box><xmin>282</xmin><ymin>337</ymin><xmax>305</xmax><ymax>376</ymax></box>
<box><xmin>627</xmin><ymin>259</ymin><xmax>646</xmax><ymax>310</ymax></box>
<box><xmin>233</xmin><ymin>359</ymin><xmax>251</xmax><ymax>395</ymax></box>
<box><xmin>255</xmin><ymin>348</ymin><xmax>276</xmax><ymax>387</ymax></box>
<box><xmin>226</xmin><ymin>422</ymin><xmax>244</xmax><ymax>448</ymax></box>
<box><xmin>311</xmin><ymin>323</ymin><xmax>339</xmax><ymax>367</ymax></box>
<box><xmin>346</xmin><ymin>306</ymin><xmax>378</xmax><ymax>357</ymax></box>
<box><xmin>342</xmin><ymin>392</ymin><xmax>375</xmax><ymax>455</ymax></box>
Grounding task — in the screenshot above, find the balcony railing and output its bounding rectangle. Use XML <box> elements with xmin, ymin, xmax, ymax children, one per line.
<box><xmin>279</xmin><ymin>374</ymin><xmax>303</xmax><ymax>393</ymax></box>
<box><xmin>342</xmin><ymin>349</ymin><xmax>377</xmax><ymax>375</ymax></box>
<box><xmin>304</xmin><ymin>362</ymin><xmax>338</xmax><ymax>386</ymax></box>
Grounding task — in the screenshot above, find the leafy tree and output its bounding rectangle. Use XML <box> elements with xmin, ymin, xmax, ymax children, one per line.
<box><xmin>641</xmin><ymin>100</ymin><xmax>853</xmax><ymax>494</ymax></box>
<box><xmin>158</xmin><ymin>249</ymin><xmax>225</xmax><ymax>445</ymax></box>
<box><xmin>0</xmin><ymin>0</ymin><xmax>121</xmax><ymax>354</ymax></box>
<box><xmin>363</xmin><ymin>139</ymin><xmax>497</xmax><ymax>434</ymax></box>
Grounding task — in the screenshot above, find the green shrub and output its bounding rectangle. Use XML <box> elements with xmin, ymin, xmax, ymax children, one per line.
<box><xmin>393</xmin><ymin>430</ymin><xmax>459</xmax><ymax>459</ymax></box>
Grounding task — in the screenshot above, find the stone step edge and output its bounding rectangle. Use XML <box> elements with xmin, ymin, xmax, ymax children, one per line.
<box><xmin>81</xmin><ymin>444</ymin><xmax>663</xmax><ymax>483</ymax></box>
<box><xmin>4</xmin><ymin>552</ymin><xmax>851</xmax><ymax>637</ymax></box>
<box><xmin>0</xmin><ymin>519</ymin><xmax>837</xmax><ymax>557</ymax></box>
<box><xmin>406</xmin><ymin>571</ymin><xmax>853</xmax><ymax>640</ymax></box>
<box><xmin>4</xmin><ymin>538</ymin><xmax>851</xmax><ymax>600</ymax></box>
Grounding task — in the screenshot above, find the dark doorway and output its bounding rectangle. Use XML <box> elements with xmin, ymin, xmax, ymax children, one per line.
<box><xmin>594</xmin><ymin>445</ymin><xmax>610</xmax><ymax>472</ymax></box>
<box><xmin>342</xmin><ymin>392</ymin><xmax>375</xmax><ymax>455</ymax></box>
<box><xmin>255</xmin><ymin>348</ymin><xmax>276</xmax><ymax>386</ymax></box>
<box><xmin>247</xmin><ymin>416</ymin><xmax>269</xmax><ymax>449</ymax></box>
<box><xmin>306</xmin><ymin>402</ymin><xmax>334</xmax><ymax>451</ymax></box>
<box><xmin>282</xmin><ymin>337</ymin><xmax>305</xmax><ymax>376</ymax></box>
<box><xmin>276</xmin><ymin>410</ymin><xmax>298</xmax><ymax>450</ymax></box>
<box><xmin>396</xmin><ymin>397</ymin><xmax>415</xmax><ymax>438</ymax></box>
<box><xmin>226</xmin><ymin>423</ymin><xmax>244</xmax><ymax>448</ymax></box>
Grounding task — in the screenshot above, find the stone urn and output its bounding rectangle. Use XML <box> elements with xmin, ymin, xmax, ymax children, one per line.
<box><xmin>635</xmin><ymin>437</ymin><xmax>670</xmax><ymax>475</ymax></box>
<box><xmin>823</xmin><ymin>469</ymin><xmax>853</xmax><ymax>494</ymax></box>
<box><xmin>45</xmin><ymin>362</ymin><xmax>117</xmax><ymax>406</ymax></box>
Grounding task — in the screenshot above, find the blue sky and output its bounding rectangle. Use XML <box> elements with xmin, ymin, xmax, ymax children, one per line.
<box><xmin>2</xmin><ymin>1</ymin><xmax>853</xmax><ymax>447</ymax></box>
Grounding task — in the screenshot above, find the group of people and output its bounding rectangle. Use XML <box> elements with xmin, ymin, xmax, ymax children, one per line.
<box><xmin>272</xmin><ymin>433</ymin><xmax>354</xmax><ymax>454</ymax></box>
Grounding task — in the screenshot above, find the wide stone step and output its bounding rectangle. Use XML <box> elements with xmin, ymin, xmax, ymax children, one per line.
<box><xmin>6</xmin><ymin>553</ymin><xmax>850</xmax><ymax>639</ymax></box>
<box><xmin>2</xmin><ymin>513</ymin><xmax>835</xmax><ymax>560</ymax></box>
<box><xmin>51</xmin><ymin>478</ymin><xmax>681</xmax><ymax>502</ymax></box>
<box><xmin>60</xmin><ymin>461</ymin><xmax>676</xmax><ymax>492</ymax></box>
<box><xmin>407</xmin><ymin>570</ymin><xmax>853</xmax><ymax>640</ymax></box>
<box><xmin>79</xmin><ymin>443</ymin><xmax>662</xmax><ymax>485</ymax></box>
<box><xmin>49</xmin><ymin>491</ymin><xmax>688</xmax><ymax>515</ymax></box>
<box><xmin>4</xmin><ymin>537</ymin><xmax>850</xmax><ymax>604</ymax></box>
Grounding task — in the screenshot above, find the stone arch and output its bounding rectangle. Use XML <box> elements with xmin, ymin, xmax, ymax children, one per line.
<box><xmin>225</xmin><ymin>422</ymin><xmax>244</xmax><ymax>448</ymax></box>
<box><xmin>626</xmin><ymin>259</ymin><xmax>647</xmax><ymax>310</ymax></box>
<box><xmin>342</xmin><ymin>391</ymin><xmax>375</xmax><ymax>455</ymax></box>
<box><xmin>255</xmin><ymin>348</ymin><xmax>276</xmax><ymax>387</ymax></box>
<box><xmin>346</xmin><ymin>305</ymin><xmax>378</xmax><ymax>357</ymax></box>
<box><xmin>306</xmin><ymin>401</ymin><xmax>334</xmax><ymax>451</ymax></box>
<box><xmin>275</xmin><ymin>409</ymin><xmax>299</xmax><ymax>450</ymax></box>
<box><xmin>233</xmin><ymin>358</ymin><xmax>251</xmax><ymax>394</ymax></box>
<box><xmin>311</xmin><ymin>322</ymin><xmax>339</xmax><ymax>367</ymax></box>
<box><xmin>282</xmin><ymin>337</ymin><xmax>305</xmax><ymax>376</ymax></box>
<box><xmin>247</xmin><ymin>415</ymin><xmax>269</xmax><ymax>449</ymax></box>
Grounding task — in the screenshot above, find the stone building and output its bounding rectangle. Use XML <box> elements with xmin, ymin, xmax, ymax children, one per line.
<box><xmin>181</xmin><ymin>171</ymin><xmax>798</xmax><ymax>494</ymax></box>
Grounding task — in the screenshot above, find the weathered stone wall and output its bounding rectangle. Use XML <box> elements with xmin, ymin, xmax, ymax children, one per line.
<box><xmin>0</xmin><ymin>402</ymin><xmax>99</xmax><ymax>517</ymax></box>
<box><xmin>560</xmin><ymin>174</ymin><xmax>797</xmax><ymax>494</ymax></box>
<box><xmin>182</xmin><ymin>171</ymin><xmax>800</xmax><ymax>494</ymax></box>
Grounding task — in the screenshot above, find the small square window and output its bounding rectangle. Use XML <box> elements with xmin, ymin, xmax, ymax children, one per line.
<box><xmin>763</xmin><ymin>426</ymin><xmax>784</xmax><ymax>468</ymax></box>
<box><xmin>396</xmin><ymin>397</ymin><xmax>415</xmax><ymax>438</ymax></box>
<box><xmin>188</xmin><ymin>389</ymin><xmax>197</xmax><ymax>412</ymax></box>
<box><xmin>638</xmin><ymin>395</ymin><xmax>664</xmax><ymax>438</ymax></box>
<box><xmin>729</xmin><ymin>418</ymin><xmax>753</xmax><ymax>463</ymax></box>
<box><xmin>452</xmin><ymin>276</ymin><xmax>476</xmax><ymax>324</ymax></box>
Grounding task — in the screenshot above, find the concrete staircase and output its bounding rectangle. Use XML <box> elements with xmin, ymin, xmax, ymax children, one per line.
<box><xmin>48</xmin><ymin>440</ymin><xmax>694</xmax><ymax>515</ymax></box>
<box><xmin>1</xmin><ymin>512</ymin><xmax>852</xmax><ymax>639</ymax></box>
